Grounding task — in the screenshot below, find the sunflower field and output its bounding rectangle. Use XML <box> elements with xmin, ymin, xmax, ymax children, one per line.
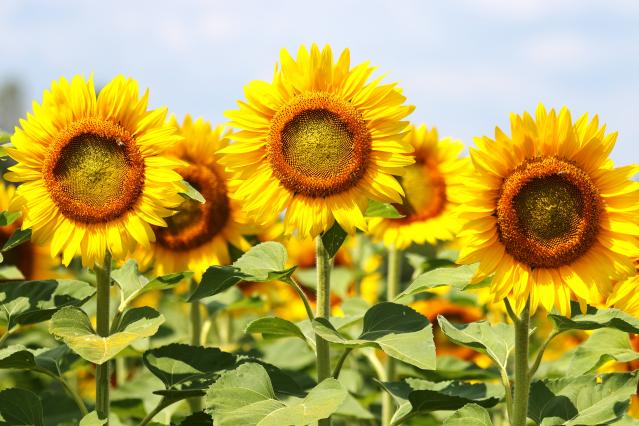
<box><xmin>0</xmin><ymin>41</ymin><xmax>638</xmax><ymax>426</ymax></box>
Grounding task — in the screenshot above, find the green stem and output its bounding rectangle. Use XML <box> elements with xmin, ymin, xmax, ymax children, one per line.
<box><xmin>512</xmin><ymin>299</ymin><xmax>531</xmax><ymax>426</ymax></box>
<box><xmin>138</xmin><ymin>397</ymin><xmax>170</xmax><ymax>426</ymax></box>
<box><xmin>190</xmin><ymin>280</ymin><xmax>202</xmax><ymax>346</ymax></box>
<box><xmin>285</xmin><ymin>277</ymin><xmax>315</xmax><ymax>321</ymax></box>
<box><xmin>95</xmin><ymin>250</ymin><xmax>112</xmax><ymax>422</ymax></box>
<box><xmin>382</xmin><ymin>245</ymin><xmax>402</xmax><ymax>426</ymax></box>
<box><xmin>499</xmin><ymin>367</ymin><xmax>513</xmax><ymax>422</ymax></box>
<box><xmin>39</xmin><ymin>369</ymin><xmax>88</xmax><ymax>417</ymax></box>
<box><xmin>315</xmin><ymin>236</ymin><xmax>332</xmax><ymax>426</ymax></box>
<box><xmin>332</xmin><ymin>348</ymin><xmax>353</xmax><ymax>379</ymax></box>
<box><xmin>0</xmin><ymin>326</ymin><xmax>17</xmax><ymax>348</ymax></box>
<box><xmin>528</xmin><ymin>330</ymin><xmax>563</xmax><ymax>381</ymax></box>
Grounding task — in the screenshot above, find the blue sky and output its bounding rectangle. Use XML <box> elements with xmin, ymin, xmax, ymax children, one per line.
<box><xmin>1</xmin><ymin>0</ymin><xmax>638</xmax><ymax>165</ymax></box>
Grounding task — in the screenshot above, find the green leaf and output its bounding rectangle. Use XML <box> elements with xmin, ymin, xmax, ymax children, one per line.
<box><xmin>142</xmin><ymin>343</ymin><xmax>236</xmax><ymax>390</ymax></box>
<box><xmin>567</xmin><ymin>329</ymin><xmax>639</xmax><ymax>376</ymax></box>
<box><xmin>313</xmin><ymin>302</ymin><xmax>436</xmax><ymax>370</ymax></box>
<box><xmin>0</xmin><ymin>279</ymin><xmax>95</xmax><ymax>329</ymax></box>
<box><xmin>397</xmin><ymin>264</ymin><xmax>479</xmax><ymax>299</ymax></box>
<box><xmin>443</xmin><ymin>403</ymin><xmax>494</xmax><ymax>425</ymax></box>
<box><xmin>549</xmin><ymin>307</ymin><xmax>639</xmax><ymax>334</ymax></box>
<box><xmin>379</xmin><ymin>379</ymin><xmax>502</xmax><ymax>424</ymax></box>
<box><xmin>365</xmin><ymin>200</ymin><xmax>404</xmax><ymax>218</ymax></box>
<box><xmin>206</xmin><ymin>363</ymin><xmax>347</xmax><ymax>426</ymax></box>
<box><xmin>0</xmin><ymin>130</ymin><xmax>10</xmax><ymax>144</ymax></box>
<box><xmin>188</xmin><ymin>242</ymin><xmax>296</xmax><ymax>302</ymax></box>
<box><xmin>438</xmin><ymin>316</ymin><xmax>514</xmax><ymax>371</ymax></box>
<box><xmin>321</xmin><ymin>222</ymin><xmax>347</xmax><ymax>259</ymax></box>
<box><xmin>0</xmin><ymin>388</ymin><xmax>43</xmax><ymax>426</ymax></box>
<box><xmin>79</xmin><ymin>411</ymin><xmax>106</xmax><ymax>426</ymax></box>
<box><xmin>0</xmin><ymin>211</ymin><xmax>20</xmax><ymax>227</ymax></box>
<box><xmin>178</xmin><ymin>412</ymin><xmax>212</xmax><ymax>425</ymax></box>
<box><xmin>111</xmin><ymin>260</ymin><xmax>191</xmax><ymax>310</ymax></box>
<box><xmin>528</xmin><ymin>372</ymin><xmax>637</xmax><ymax>425</ymax></box>
<box><xmin>2</xmin><ymin>228</ymin><xmax>31</xmax><ymax>252</ymax></box>
<box><xmin>0</xmin><ymin>266</ymin><xmax>24</xmax><ymax>280</ymax></box>
<box><xmin>0</xmin><ymin>344</ymin><xmax>78</xmax><ymax>377</ymax></box>
<box><xmin>245</xmin><ymin>317</ymin><xmax>306</xmax><ymax>341</ymax></box>
<box><xmin>49</xmin><ymin>306</ymin><xmax>164</xmax><ymax>364</ymax></box>
<box><xmin>179</xmin><ymin>180</ymin><xmax>205</xmax><ymax>203</ymax></box>
<box><xmin>421</xmin><ymin>356</ymin><xmax>500</xmax><ymax>382</ymax></box>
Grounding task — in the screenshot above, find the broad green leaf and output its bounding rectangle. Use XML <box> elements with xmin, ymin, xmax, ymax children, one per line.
<box><xmin>179</xmin><ymin>180</ymin><xmax>205</xmax><ymax>203</ymax></box>
<box><xmin>0</xmin><ymin>211</ymin><xmax>20</xmax><ymax>226</ymax></box>
<box><xmin>443</xmin><ymin>403</ymin><xmax>494</xmax><ymax>425</ymax></box>
<box><xmin>112</xmin><ymin>260</ymin><xmax>191</xmax><ymax>310</ymax></box>
<box><xmin>334</xmin><ymin>393</ymin><xmax>374</xmax><ymax>419</ymax></box>
<box><xmin>49</xmin><ymin>306</ymin><xmax>164</xmax><ymax>364</ymax></box>
<box><xmin>0</xmin><ymin>130</ymin><xmax>10</xmax><ymax>144</ymax></box>
<box><xmin>397</xmin><ymin>264</ymin><xmax>479</xmax><ymax>299</ymax></box>
<box><xmin>421</xmin><ymin>356</ymin><xmax>501</xmax><ymax>382</ymax></box>
<box><xmin>567</xmin><ymin>329</ymin><xmax>639</xmax><ymax>376</ymax></box>
<box><xmin>142</xmin><ymin>343</ymin><xmax>236</xmax><ymax>390</ymax></box>
<box><xmin>438</xmin><ymin>316</ymin><xmax>514</xmax><ymax>371</ymax></box>
<box><xmin>321</xmin><ymin>222</ymin><xmax>347</xmax><ymax>259</ymax></box>
<box><xmin>365</xmin><ymin>200</ymin><xmax>404</xmax><ymax>218</ymax></box>
<box><xmin>0</xmin><ymin>279</ymin><xmax>95</xmax><ymax>328</ymax></box>
<box><xmin>2</xmin><ymin>227</ymin><xmax>31</xmax><ymax>252</ymax></box>
<box><xmin>0</xmin><ymin>266</ymin><xmax>24</xmax><ymax>280</ymax></box>
<box><xmin>178</xmin><ymin>412</ymin><xmax>212</xmax><ymax>425</ymax></box>
<box><xmin>0</xmin><ymin>344</ymin><xmax>77</xmax><ymax>377</ymax></box>
<box><xmin>549</xmin><ymin>307</ymin><xmax>639</xmax><ymax>334</ymax></box>
<box><xmin>313</xmin><ymin>302</ymin><xmax>436</xmax><ymax>370</ymax></box>
<box><xmin>528</xmin><ymin>372</ymin><xmax>637</xmax><ymax>425</ymax></box>
<box><xmin>79</xmin><ymin>411</ymin><xmax>106</xmax><ymax>426</ymax></box>
<box><xmin>380</xmin><ymin>379</ymin><xmax>502</xmax><ymax>424</ymax></box>
<box><xmin>233</xmin><ymin>242</ymin><xmax>294</xmax><ymax>281</ymax></box>
<box><xmin>189</xmin><ymin>243</ymin><xmax>296</xmax><ymax>302</ymax></box>
<box><xmin>206</xmin><ymin>363</ymin><xmax>347</xmax><ymax>426</ymax></box>
<box><xmin>0</xmin><ymin>388</ymin><xmax>43</xmax><ymax>426</ymax></box>
<box><xmin>245</xmin><ymin>317</ymin><xmax>306</xmax><ymax>341</ymax></box>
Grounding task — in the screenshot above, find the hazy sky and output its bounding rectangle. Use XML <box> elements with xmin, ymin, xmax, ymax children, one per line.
<box><xmin>1</xmin><ymin>0</ymin><xmax>637</xmax><ymax>165</ymax></box>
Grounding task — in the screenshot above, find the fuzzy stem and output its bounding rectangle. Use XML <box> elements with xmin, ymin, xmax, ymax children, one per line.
<box><xmin>382</xmin><ymin>246</ymin><xmax>402</xmax><ymax>426</ymax></box>
<box><xmin>95</xmin><ymin>250</ymin><xmax>112</xmax><ymax>422</ymax></box>
<box><xmin>286</xmin><ymin>276</ymin><xmax>315</xmax><ymax>321</ymax></box>
<box><xmin>512</xmin><ymin>299</ymin><xmax>531</xmax><ymax>426</ymax></box>
<box><xmin>315</xmin><ymin>236</ymin><xmax>332</xmax><ymax>426</ymax></box>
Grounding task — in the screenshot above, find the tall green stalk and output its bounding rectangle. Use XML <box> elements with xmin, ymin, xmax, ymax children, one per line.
<box><xmin>95</xmin><ymin>251</ymin><xmax>112</xmax><ymax>422</ymax></box>
<box><xmin>512</xmin><ymin>299</ymin><xmax>531</xmax><ymax>426</ymax></box>
<box><xmin>315</xmin><ymin>236</ymin><xmax>332</xmax><ymax>426</ymax></box>
<box><xmin>189</xmin><ymin>279</ymin><xmax>204</xmax><ymax>413</ymax></box>
<box><xmin>382</xmin><ymin>246</ymin><xmax>402</xmax><ymax>426</ymax></box>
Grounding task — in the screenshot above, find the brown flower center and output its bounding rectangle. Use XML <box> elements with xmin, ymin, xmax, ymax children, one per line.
<box><xmin>393</xmin><ymin>159</ymin><xmax>446</xmax><ymax>223</ymax></box>
<box><xmin>268</xmin><ymin>92</ymin><xmax>371</xmax><ymax>198</ymax></box>
<box><xmin>496</xmin><ymin>156</ymin><xmax>601</xmax><ymax>269</ymax></box>
<box><xmin>155</xmin><ymin>164</ymin><xmax>230</xmax><ymax>251</ymax></box>
<box><xmin>43</xmin><ymin>118</ymin><xmax>145</xmax><ymax>224</ymax></box>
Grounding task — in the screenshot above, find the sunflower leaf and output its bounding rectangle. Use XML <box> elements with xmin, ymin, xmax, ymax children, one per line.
<box><xmin>205</xmin><ymin>363</ymin><xmax>347</xmax><ymax>426</ymax></box>
<box><xmin>2</xmin><ymin>227</ymin><xmax>31</xmax><ymax>252</ymax></box>
<box><xmin>0</xmin><ymin>344</ymin><xmax>78</xmax><ymax>377</ymax></box>
<box><xmin>179</xmin><ymin>180</ymin><xmax>205</xmax><ymax>203</ymax></box>
<box><xmin>365</xmin><ymin>199</ymin><xmax>404</xmax><ymax>218</ymax></box>
<box><xmin>79</xmin><ymin>411</ymin><xmax>107</xmax><ymax>426</ymax></box>
<box><xmin>549</xmin><ymin>307</ymin><xmax>639</xmax><ymax>334</ymax></box>
<box><xmin>396</xmin><ymin>264</ymin><xmax>479</xmax><ymax>299</ymax></box>
<box><xmin>321</xmin><ymin>222</ymin><xmax>347</xmax><ymax>259</ymax></box>
<box><xmin>0</xmin><ymin>211</ymin><xmax>20</xmax><ymax>226</ymax></box>
<box><xmin>443</xmin><ymin>403</ymin><xmax>494</xmax><ymax>425</ymax></box>
<box><xmin>566</xmin><ymin>329</ymin><xmax>639</xmax><ymax>376</ymax></box>
<box><xmin>49</xmin><ymin>306</ymin><xmax>164</xmax><ymax>364</ymax></box>
<box><xmin>312</xmin><ymin>302</ymin><xmax>435</xmax><ymax>370</ymax></box>
<box><xmin>528</xmin><ymin>372</ymin><xmax>637</xmax><ymax>425</ymax></box>
<box><xmin>0</xmin><ymin>130</ymin><xmax>10</xmax><ymax>144</ymax></box>
<box><xmin>0</xmin><ymin>388</ymin><xmax>43</xmax><ymax>426</ymax></box>
<box><xmin>245</xmin><ymin>317</ymin><xmax>307</xmax><ymax>341</ymax></box>
<box><xmin>0</xmin><ymin>279</ymin><xmax>95</xmax><ymax>329</ymax></box>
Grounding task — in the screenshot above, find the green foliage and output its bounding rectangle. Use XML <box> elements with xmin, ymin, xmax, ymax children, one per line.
<box><xmin>205</xmin><ymin>363</ymin><xmax>347</xmax><ymax>426</ymax></box>
<box><xmin>320</xmin><ymin>222</ymin><xmax>347</xmax><ymax>258</ymax></box>
<box><xmin>245</xmin><ymin>317</ymin><xmax>307</xmax><ymax>341</ymax></box>
<box><xmin>567</xmin><ymin>329</ymin><xmax>639</xmax><ymax>376</ymax></box>
<box><xmin>79</xmin><ymin>412</ymin><xmax>106</xmax><ymax>426</ymax></box>
<box><xmin>313</xmin><ymin>302</ymin><xmax>435</xmax><ymax>369</ymax></box>
<box><xmin>0</xmin><ymin>388</ymin><xmax>43</xmax><ymax>426</ymax></box>
<box><xmin>365</xmin><ymin>200</ymin><xmax>404</xmax><ymax>218</ymax></box>
<box><xmin>443</xmin><ymin>403</ymin><xmax>494</xmax><ymax>425</ymax></box>
<box><xmin>528</xmin><ymin>372</ymin><xmax>637</xmax><ymax>425</ymax></box>
<box><xmin>397</xmin><ymin>264</ymin><xmax>479</xmax><ymax>299</ymax></box>
<box><xmin>549</xmin><ymin>307</ymin><xmax>639</xmax><ymax>334</ymax></box>
<box><xmin>49</xmin><ymin>306</ymin><xmax>164</xmax><ymax>364</ymax></box>
<box><xmin>0</xmin><ymin>279</ymin><xmax>95</xmax><ymax>329</ymax></box>
<box><xmin>1</xmin><ymin>227</ymin><xmax>32</xmax><ymax>252</ymax></box>
<box><xmin>0</xmin><ymin>211</ymin><xmax>20</xmax><ymax>227</ymax></box>
<box><xmin>0</xmin><ymin>344</ymin><xmax>78</xmax><ymax>377</ymax></box>
<box><xmin>179</xmin><ymin>180</ymin><xmax>205</xmax><ymax>203</ymax></box>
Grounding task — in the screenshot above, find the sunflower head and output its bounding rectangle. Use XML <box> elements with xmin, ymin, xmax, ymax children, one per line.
<box><xmin>135</xmin><ymin>115</ymin><xmax>251</xmax><ymax>279</ymax></box>
<box><xmin>6</xmin><ymin>75</ymin><xmax>186</xmax><ymax>266</ymax></box>
<box><xmin>220</xmin><ymin>44</ymin><xmax>415</xmax><ymax>239</ymax></box>
<box><xmin>369</xmin><ymin>124</ymin><xmax>469</xmax><ymax>249</ymax></box>
<box><xmin>457</xmin><ymin>104</ymin><xmax>639</xmax><ymax>315</ymax></box>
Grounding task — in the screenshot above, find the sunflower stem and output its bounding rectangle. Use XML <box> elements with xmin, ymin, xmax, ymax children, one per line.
<box><xmin>286</xmin><ymin>276</ymin><xmax>315</xmax><ymax>321</ymax></box>
<box><xmin>382</xmin><ymin>245</ymin><xmax>402</xmax><ymax>426</ymax></box>
<box><xmin>512</xmin><ymin>298</ymin><xmax>531</xmax><ymax>426</ymax></box>
<box><xmin>315</xmin><ymin>236</ymin><xmax>332</xmax><ymax>426</ymax></box>
<box><xmin>95</xmin><ymin>250</ymin><xmax>112</xmax><ymax>422</ymax></box>
<box><xmin>188</xmin><ymin>279</ymin><xmax>204</xmax><ymax>413</ymax></box>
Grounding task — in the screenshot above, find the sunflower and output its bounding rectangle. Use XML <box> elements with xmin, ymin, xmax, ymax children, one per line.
<box><xmin>134</xmin><ymin>115</ymin><xmax>251</xmax><ymax>278</ymax></box>
<box><xmin>369</xmin><ymin>124</ymin><xmax>469</xmax><ymax>248</ymax></box>
<box><xmin>219</xmin><ymin>44</ymin><xmax>415</xmax><ymax>238</ymax></box>
<box><xmin>457</xmin><ymin>104</ymin><xmax>639</xmax><ymax>315</ymax></box>
<box><xmin>5</xmin><ymin>75</ymin><xmax>186</xmax><ymax>266</ymax></box>
<box><xmin>0</xmin><ymin>182</ymin><xmax>56</xmax><ymax>279</ymax></box>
